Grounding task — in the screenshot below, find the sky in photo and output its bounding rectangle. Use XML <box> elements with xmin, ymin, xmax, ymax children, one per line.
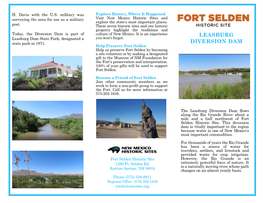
<box><xmin>179</xmin><ymin>54</ymin><xmax>250</xmax><ymax>71</ymax></box>
<box><xmin>12</xmin><ymin>56</ymin><xmax>82</xmax><ymax>75</ymax></box>
<box><xmin>96</xmin><ymin>99</ymin><xmax>166</xmax><ymax>124</ymax></box>
<box><xmin>13</xmin><ymin>101</ymin><xmax>83</xmax><ymax>118</ymax></box>
<box><xmin>12</xmin><ymin>151</ymin><xmax>83</xmax><ymax>174</ymax></box>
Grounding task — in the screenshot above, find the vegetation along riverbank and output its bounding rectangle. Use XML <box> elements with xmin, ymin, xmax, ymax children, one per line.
<box><xmin>182</xmin><ymin>73</ymin><xmax>250</xmax><ymax>99</ymax></box>
<box><xmin>49</xmin><ymin>118</ymin><xmax>83</xmax><ymax>140</ymax></box>
<box><xmin>12</xmin><ymin>105</ymin><xmax>49</xmax><ymax>139</ymax></box>
<box><xmin>12</xmin><ymin>102</ymin><xmax>83</xmax><ymax>140</ymax></box>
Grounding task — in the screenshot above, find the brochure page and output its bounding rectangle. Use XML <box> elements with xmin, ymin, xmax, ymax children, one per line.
<box><xmin>1</xmin><ymin>0</ymin><xmax>262</xmax><ymax>203</ymax></box>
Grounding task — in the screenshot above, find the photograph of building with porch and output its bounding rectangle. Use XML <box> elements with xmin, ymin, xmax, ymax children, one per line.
<box><xmin>29</xmin><ymin>59</ymin><xmax>77</xmax><ymax>78</ymax></box>
<box><xmin>12</xmin><ymin>56</ymin><xmax>82</xmax><ymax>91</ymax></box>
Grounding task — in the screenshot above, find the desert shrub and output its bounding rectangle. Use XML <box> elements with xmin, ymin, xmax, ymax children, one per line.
<box><xmin>194</xmin><ymin>82</ymin><xmax>231</xmax><ymax>99</ymax></box>
<box><xmin>27</xmin><ymin>116</ymin><xmax>39</xmax><ymax>132</ymax></box>
<box><xmin>37</xmin><ymin>119</ymin><xmax>49</xmax><ymax>127</ymax></box>
<box><xmin>53</xmin><ymin>75</ymin><xmax>71</xmax><ymax>84</ymax></box>
<box><xmin>182</xmin><ymin>84</ymin><xmax>195</xmax><ymax>99</ymax></box>
<box><xmin>72</xmin><ymin>72</ymin><xmax>78</xmax><ymax>78</ymax></box>
<box><xmin>210</xmin><ymin>71</ymin><xmax>218</xmax><ymax>75</ymax></box>
<box><xmin>13</xmin><ymin>70</ymin><xmax>30</xmax><ymax>82</ymax></box>
<box><xmin>13</xmin><ymin>120</ymin><xmax>27</xmax><ymax>132</ymax></box>
<box><xmin>230</xmin><ymin>80</ymin><xmax>250</xmax><ymax>99</ymax></box>
<box><xmin>53</xmin><ymin>76</ymin><xmax>59</xmax><ymax>82</ymax></box>
<box><xmin>12</xmin><ymin>110</ymin><xmax>19</xmax><ymax>122</ymax></box>
<box><xmin>179</xmin><ymin>71</ymin><xmax>184</xmax><ymax>75</ymax></box>
<box><xmin>50</xmin><ymin>118</ymin><xmax>83</xmax><ymax>139</ymax></box>
<box><xmin>28</xmin><ymin>78</ymin><xmax>46</xmax><ymax>90</ymax></box>
<box><xmin>68</xmin><ymin>120</ymin><xmax>83</xmax><ymax>139</ymax></box>
<box><xmin>12</xmin><ymin>107</ymin><xmax>48</xmax><ymax>137</ymax></box>
<box><xmin>76</xmin><ymin>65</ymin><xmax>82</xmax><ymax>82</ymax></box>
<box><xmin>12</xmin><ymin>131</ymin><xmax>19</xmax><ymax>139</ymax></box>
<box><xmin>242</xmin><ymin>72</ymin><xmax>250</xmax><ymax>80</ymax></box>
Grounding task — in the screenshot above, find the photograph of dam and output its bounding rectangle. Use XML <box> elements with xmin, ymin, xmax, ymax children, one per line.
<box><xmin>179</xmin><ymin>54</ymin><xmax>250</xmax><ymax>99</ymax></box>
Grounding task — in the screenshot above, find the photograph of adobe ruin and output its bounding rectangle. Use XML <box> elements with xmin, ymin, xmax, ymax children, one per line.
<box><xmin>12</xmin><ymin>56</ymin><xmax>82</xmax><ymax>91</ymax></box>
<box><xmin>96</xmin><ymin>99</ymin><xmax>166</xmax><ymax>139</ymax></box>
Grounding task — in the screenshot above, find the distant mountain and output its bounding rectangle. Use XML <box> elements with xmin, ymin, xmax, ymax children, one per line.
<box><xmin>208</xmin><ymin>68</ymin><xmax>250</xmax><ymax>71</ymax></box>
<box><xmin>56</xmin><ymin>113</ymin><xmax>83</xmax><ymax>119</ymax></box>
<box><xmin>188</xmin><ymin>68</ymin><xmax>250</xmax><ymax>72</ymax></box>
<box><xmin>96</xmin><ymin>120</ymin><xmax>130</xmax><ymax>125</ymax></box>
<box><xmin>12</xmin><ymin>169</ymin><xmax>83</xmax><ymax>176</ymax></box>
<box><xmin>96</xmin><ymin>120</ymin><xmax>113</xmax><ymax>124</ymax></box>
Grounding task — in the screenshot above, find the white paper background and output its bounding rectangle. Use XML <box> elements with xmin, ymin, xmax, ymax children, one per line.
<box><xmin>1</xmin><ymin>0</ymin><xmax>262</xmax><ymax>203</ymax></box>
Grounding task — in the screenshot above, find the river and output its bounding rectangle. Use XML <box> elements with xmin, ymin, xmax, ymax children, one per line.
<box><xmin>179</xmin><ymin>75</ymin><xmax>244</xmax><ymax>98</ymax></box>
<box><xmin>14</xmin><ymin>123</ymin><xmax>72</xmax><ymax>140</ymax></box>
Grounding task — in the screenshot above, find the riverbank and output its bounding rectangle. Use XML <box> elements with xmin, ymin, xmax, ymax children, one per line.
<box><xmin>12</xmin><ymin>106</ymin><xmax>49</xmax><ymax>139</ymax></box>
<box><xmin>182</xmin><ymin>79</ymin><xmax>250</xmax><ymax>99</ymax></box>
<box><xmin>49</xmin><ymin>118</ymin><xmax>83</xmax><ymax>140</ymax></box>
<box><xmin>179</xmin><ymin>74</ymin><xmax>250</xmax><ymax>99</ymax></box>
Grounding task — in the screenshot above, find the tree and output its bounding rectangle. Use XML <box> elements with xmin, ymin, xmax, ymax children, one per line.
<box><xmin>12</xmin><ymin>153</ymin><xmax>20</xmax><ymax>188</ymax></box>
<box><xmin>210</xmin><ymin>71</ymin><xmax>218</xmax><ymax>76</ymax></box>
<box><xmin>13</xmin><ymin>70</ymin><xmax>30</xmax><ymax>81</ymax></box>
<box><xmin>31</xmin><ymin>69</ymin><xmax>38</xmax><ymax>79</ymax></box>
<box><xmin>21</xmin><ymin>151</ymin><xmax>32</xmax><ymax>184</ymax></box>
<box><xmin>114</xmin><ymin>118</ymin><xmax>120</xmax><ymax>127</ymax></box>
<box><xmin>76</xmin><ymin>65</ymin><xmax>82</xmax><ymax>82</ymax></box>
<box><xmin>77</xmin><ymin>65</ymin><xmax>82</xmax><ymax>73</ymax></box>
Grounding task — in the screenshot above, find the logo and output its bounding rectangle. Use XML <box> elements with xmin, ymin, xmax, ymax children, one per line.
<box><xmin>108</xmin><ymin>146</ymin><xmax>157</xmax><ymax>153</ymax></box>
<box><xmin>108</xmin><ymin>146</ymin><xmax>120</xmax><ymax>153</ymax></box>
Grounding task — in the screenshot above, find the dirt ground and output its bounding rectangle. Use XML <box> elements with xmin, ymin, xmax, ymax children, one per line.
<box><xmin>96</xmin><ymin>127</ymin><xmax>166</xmax><ymax>138</ymax></box>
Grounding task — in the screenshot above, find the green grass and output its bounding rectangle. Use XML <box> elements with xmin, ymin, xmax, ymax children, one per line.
<box><xmin>183</xmin><ymin>80</ymin><xmax>250</xmax><ymax>99</ymax></box>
